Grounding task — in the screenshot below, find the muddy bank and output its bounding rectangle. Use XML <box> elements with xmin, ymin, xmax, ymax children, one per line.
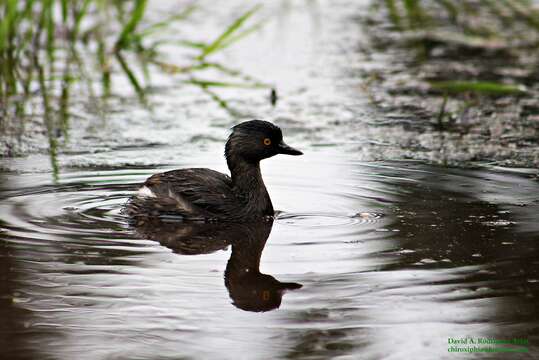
<box><xmin>356</xmin><ymin>1</ymin><xmax>539</xmax><ymax>168</ymax></box>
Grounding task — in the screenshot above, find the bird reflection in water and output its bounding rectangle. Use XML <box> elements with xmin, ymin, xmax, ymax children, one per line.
<box><xmin>131</xmin><ymin>217</ymin><xmax>302</xmax><ymax>312</ymax></box>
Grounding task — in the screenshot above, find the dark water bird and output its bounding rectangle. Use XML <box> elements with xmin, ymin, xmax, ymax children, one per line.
<box><xmin>133</xmin><ymin>217</ymin><xmax>302</xmax><ymax>312</ymax></box>
<box><xmin>126</xmin><ymin>120</ymin><xmax>302</xmax><ymax>222</ymax></box>
<box><xmin>126</xmin><ymin>120</ymin><xmax>303</xmax><ymax>311</ymax></box>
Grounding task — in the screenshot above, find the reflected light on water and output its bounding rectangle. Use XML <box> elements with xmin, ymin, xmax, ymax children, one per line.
<box><xmin>1</xmin><ymin>151</ymin><xmax>538</xmax><ymax>359</ymax></box>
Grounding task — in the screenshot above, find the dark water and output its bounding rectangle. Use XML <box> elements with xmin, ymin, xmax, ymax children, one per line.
<box><xmin>1</xmin><ymin>152</ymin><xmax>538</xmax><ymax>359</ymax></box>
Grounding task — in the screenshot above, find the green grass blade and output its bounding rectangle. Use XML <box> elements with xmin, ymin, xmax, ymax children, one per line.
<box><xmin>197</xmin><ymin>4</ymin><xmax>261</xmax><ymax>61</ymax></box>
<box><xmin>502</xmin><ymin>0</ymin><xmax>539</xmax><ymax>30</ymax></box>
<box><xmin>384</xmin><ymin>0</ymin><xmax>402</xmax><ymax>29</ymax></box>
<box><xmin>0</xmin><ymin>0</ymin><xmax>18</xmax><ymax>51</ymax></box>
<box><xmin>60</xmin><ymin>62</ymin><xmax>73</xmax><ymax>141</ymax></box>
<box><xmin>201</xmin><ymin>62</ymin><xmax>268</xmax><ymax>87</ymax></box>
<box><xmin>61</xmin><ymin>0</ymin><xmax>68</xmax><ymax>23</ymax></box>
<box><xmin>184</xmin><ymin>78</ymin><xmax>268</xmax><ymax>89</ymax></box>
<box><xmin>177</xmin><ymin>40</ymin><xmax>207</xmax><ymax>49</ymax></box>
<box><xmin>98</xmin><ymin>38</ymin><xmax>110</xmax><ymax>97</ymax></box>
<box><xmin>210</xmin><ymin>20</ymin><xmax>266</xmax><ymax>54</ymax></box>
<box><xmin>36</xmin><ymin>59</ymin><xmax>59</xmax><ymax>181</ymax></box>
<box><xmin>0</xmin><ymin>16</ymin><xmax>6</xmax><ymax>52</ymax></box>
<box><xmin>138</xmin><ymin>4</ymin><xmax>196</xmax><ymax>37</ymax></box>
<box><xmin>14</xmin><ymin>0</ymin><xmax>36</xmax><ymax>58</ymax></box>
<box><xmin>115</xmin><ymin>52</ymin><xmax>145</xmax><ymax>100</ymax></box>
<box><xmin>429</xmin><ymin>81</ymin><xmax>527</xmax><ymax>95</ymax></box>
<box><xmin>198</xmin><ymin>85</ymin><xmax>241</xmax><ymax>117</ymax></box>
<box><xmin>116</xmin><ymin>0</ymin><xmax>148</xmax><ymax>49</ymax></box>
<box><xmin>436</xmin><ymin>94</ymin><xmax>448</xmax><ymax>129</ymax></box>
<box><xmin>45</xmin><ymin>0</ymin><xmax>56</xmax><ymax>63</ymax></box>
<box><xmin>73</xmin><ymin>0</ymin><xmax>92</xmax><ymax>40</ymax></box>
<box><xmin>403</xmin><ymin>0</ymin><xmax>428</xmax><ymax>29</ymax></box>
<box><xmin>484</xmin><ymin>0</ymin><xmax>514</xmax><ymax>27</ymax></box>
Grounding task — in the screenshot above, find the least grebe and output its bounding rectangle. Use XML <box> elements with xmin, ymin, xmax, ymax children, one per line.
<box><xmin>127</xmin><ymin>120</ymin><xmax>302</xmax><ymax>222</ymax></box>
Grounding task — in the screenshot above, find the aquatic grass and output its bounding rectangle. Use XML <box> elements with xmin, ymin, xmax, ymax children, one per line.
<box><xmin>377</xmin><ymin>0</ymin><xmax>539</xmax><ymax>96</ymax></box>
<box><xmin>369</xmin><ymin>0</ymin><xmax>539</xmax><ymax>143</ymax></box>
<box><xmin>203</xmin><ymin>62</ymin><xmax>266</xmax><ymax>86</ymax></box>
<box><xmin>44</xmin><ymin>0</ymin><xmax>55</xmax><ymax>64</ymax></box>
<box><xmin>137</xmin><ymin>4</ymin><xmax>196</xmax><ymax>38</ymax></box>
<box><xmin>381</xmin><ymin>0</ymin><xmax>539</xmax><ymax>36</ymax></box>
<box><xmin>115</xmin><ymin>51</ymin><xmax>145</xmax><ymax>101</ymax></box>
<box><xmin>0</xmin><ymin>0</ymin><xmax>17</xmax><ymax>52</ymax></box>
<box><xmin>435</xmin><ymin>94</ymin><xmax>448</xmax><ymax>130</ymax></box>
<box><xmin>1</xmin><ymin>0</ymin><xmax>268</xmax><ymax>174</ymax></box>
<box><xmin>59</xmin><ymin>63</ymin><xmax>73</xmax><ymax>140</ymax></box>
<box><xmin>149</xmin><ymin>5</ymin><xmax>270</xmax><ymax>112</ymax></box>
<box><xmin>72</xmin><ymin>0</ymin><xmax>92</xmax><ymax>41</ymax></box>
<box><xmin>97</xmin><ymin>36</ymin><xmax>111</xmax><ymax>97</ymax></box>
<box><xmin>199</xmin><ymin>86</ymin><xmax>242</xmax><ymax>118</ymax></box>
<box><xmin>35</xmin><ymin>57</ymin><xmax>59</xmax><ymax>181</ymax></box>
<box><xmin>112</xmin><ymin>3</ymin><xmax>268</xmax><ymax>103</ymax></box>
<box><xmin>483</xmin><ymin>0</ymin><xmax>514</xmax><ymax>27</ymax></box>
<box><xmin>429</xmin><ymin>81</ymin><xmax>527</xmax><ymax>96</ymax></box>
<box><xmin>0</xmin><ymin>2</ymin><xmax>265</xmax><ymax>109</ymax></box>
<box><xmin>184</xmin><ymin>78</ymin><xmax>268</xmax><ymax>89</ymax></box>
<box><xmin>433</xmin><ymin>0</ymin><xmax>457</xmax><ymax>23</ymax></box>
<box><xmin>403</xmin><ymin>0</ymin><xmax>429</xmax><ymax>29</ymax></box>
<box><xmin>115</xmin><ymin>0</ymin><xmax>148</xmax><ymax>50</ymax></box>
<box><xmin>197</xmin><ymin>4</ymin><xmax>262</xmax><ymax>61</ymax></box>
<box><xmin>502</xmin><ymin>0</ymin><xmax>539</xmax><ymax>31</ymax></box>
<box><xmin>384</xmin><ymin>0</ymin><xmax>402</xmax><ymax>29</ymax></box>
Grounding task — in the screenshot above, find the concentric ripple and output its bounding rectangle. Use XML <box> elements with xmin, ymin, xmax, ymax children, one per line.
<box><xmin>1</xmin><ymin>160</ymin><xmax>539</xmax><ymax>360</ymax></box>
<box><xmin>0</xmin><ymin>171</ymin><xmax>152</xmax><ymax>254</ymax></box>
<box><xmin>276</xmin><ymin>211</ymin><xmax>384</xmax><ymax>228</ymax></box>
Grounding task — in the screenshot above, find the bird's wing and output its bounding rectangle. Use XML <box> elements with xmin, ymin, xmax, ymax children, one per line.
<box><xmin>141</xmin><ymin>168</ymin><xmax>235</xmax><ymax>217</ymax></box>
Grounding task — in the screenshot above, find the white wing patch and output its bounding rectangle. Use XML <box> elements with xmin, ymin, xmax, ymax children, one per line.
<box><xmin>137</xmin><ymin>185</ymin><xmax>195</xmax><ymax>213</ymax></box>
<box><xmin>137</xmin><ymin>186</ymin><xmax>156</xmax><ymax>198</ymax></box>
<box><xmin>168</xmin><ymin>189</ymin><xmax>195</xmax><ymax>212</ymax></box>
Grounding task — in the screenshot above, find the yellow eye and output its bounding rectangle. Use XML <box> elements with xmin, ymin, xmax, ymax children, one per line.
<box><xmin>263</xmin><ymin>138</ymin><xmax>271</xmax><ymax>146</ymax></box>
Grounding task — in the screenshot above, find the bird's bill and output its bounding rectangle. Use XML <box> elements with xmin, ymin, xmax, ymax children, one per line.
<box><xmin>277</xmin><ymin>141</ymin><xmax>303</xmax><ymax>155</ymax></box>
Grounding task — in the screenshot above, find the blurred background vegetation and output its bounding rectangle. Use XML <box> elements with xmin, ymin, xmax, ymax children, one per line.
<box><xmin>1</xmin><ymin>0</ymin><xmax>538</xmax><ymax>167</ymax></box>
<box><xmin>376</xmin><ymin>0</ymin><xmax>539</xmax><ymax>94</ymax></box>
<box><xmin>0</xmin><ymin>0</ymin><xmax>267</xmax><ymax>162</ymax></box>
<box><xmin>361</xmin><ymin>0</ymin><xmax>539</xmax><ymax>163</ymax></box>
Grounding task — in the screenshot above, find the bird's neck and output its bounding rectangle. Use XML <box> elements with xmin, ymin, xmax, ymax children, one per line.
<box><xmin>227</xmin><ymin>156</ymin><xmax>273</xmax><ymax>215</ymax></box>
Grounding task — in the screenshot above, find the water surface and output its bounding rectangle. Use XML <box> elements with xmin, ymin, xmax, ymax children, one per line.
<box><xmin>1</xmin><ymin>152</ymin><xmax>538</xmax><ymax>359</ymax></box>
<box><xmin>1</xmin><ymin>0</ymin><xmax>538</xmax><ymax>359</ymax></box>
